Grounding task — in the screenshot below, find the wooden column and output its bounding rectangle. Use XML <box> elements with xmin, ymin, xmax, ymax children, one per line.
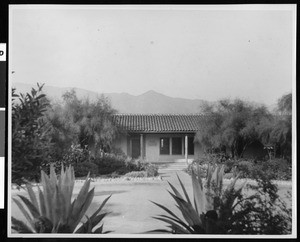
<box><xmin>129</xmin><ymin>138</ymin><xmax>132</xmax><ymax>157</ymax></box>
<box><xmin>140</xmin><ymin>134</ymin><xmax>144</xmax><ymax>159</ymax></box>
<box><xmin>185</xmin><ymin>135</ymin><xmax>188</xmax><ymax>163</ymax></box>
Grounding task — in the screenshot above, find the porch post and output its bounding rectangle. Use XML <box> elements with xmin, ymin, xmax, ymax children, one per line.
<box><xmin>185</xmin><ymin>135</ymin><xmax>188</xmax><ymax>163</ymax></box>
<box><xmin>140</xmin><ymin>134</ymin><xmax>144</xmax><ymax>159</ymax></box>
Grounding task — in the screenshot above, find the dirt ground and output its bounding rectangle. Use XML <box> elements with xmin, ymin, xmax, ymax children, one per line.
<box><xmin>10</xmin><ymin>169</ymin><xmax>293</xmax><ymax>235</ymax></box>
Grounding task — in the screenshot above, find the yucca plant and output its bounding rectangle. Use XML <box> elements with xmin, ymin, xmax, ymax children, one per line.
<box><xmin>150</xmin><ymin>164</ymin><xmax>246</xmax><ymax>234</ymax></box>
<box><xmin>12</xmin><ymin>164</ymin><xmax>111</xmax><ymax>233</ymax></box>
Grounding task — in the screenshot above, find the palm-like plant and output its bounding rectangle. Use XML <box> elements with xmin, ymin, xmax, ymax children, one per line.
<box><xmin>12</xmin><ymin>164</ymin><xmax>111</xmax><ymax>233</ymax></box>
<box><xmin>150</xmin><ymin>164</ymin><xmax>246</xmax><ymax>234</ymax></box>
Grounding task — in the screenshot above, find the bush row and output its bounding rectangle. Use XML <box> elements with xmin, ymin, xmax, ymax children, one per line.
<box><xmin>42</xmin><ymin>145</ymin><xmax>159</xmax><ymax>179</ymax></box>
<box><xmin>187</xmin><ymin>154</ymin><xmax>291</xmax><ymax>181</ymax></box>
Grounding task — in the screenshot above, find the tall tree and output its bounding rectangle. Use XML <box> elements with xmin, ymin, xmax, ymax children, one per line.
<box><xmin>267</xmin><ymin>93</ymin><xmax>292</xmax><ymax>160</ymax></box>
<box><xmin>196</xmin><ymin>99</ymin><xmax>272</xmax><ymax>158</ymax></box>
<box><xmin>46</xmin><ymin>89</ymin><xmax>119</xmax><ymax>158</ymax></box>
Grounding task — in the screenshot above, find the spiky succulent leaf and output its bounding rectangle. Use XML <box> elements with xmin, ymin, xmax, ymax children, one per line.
<box><xmin>37</xmin><ymin>186</ymin><xmax>46</xmax><ymax>216</ymax></box>
<box><xmin>150</xmin><ymin>200</ymin><xmax>182</xmax><ymax>222</ymax></box>
<box><xmin>191</xmin><ymin>168</ymin><xmax>205</xmax><ymax>215</ymax></box>
<box><xmin>12</xmin><ymin>197</ymin><xmax>35</xmax><ymax>229</ymax></box>
<box><xmin>217</xmin><ymin>165</ymin><xmax>225</xmax><ymax>194</ymax></box>
<box><xmin>167</xmin><ymin>181</ymin><xmax>185</xmax><ymax>201</ymax></box>
<box><xmin>147</xmin><ymin>229</ymin><xmax>172</xmax><ymax>233</ymax></box>
<box><xmin>169</xmin><ymin>192</ymin><xmax>202</xmax><ymax>227</ymax></box>
<box><xmin>89</xmin><ymin>195</ymin><xmax>111</xmax><ymax>221</ymax></box>
<box><xmin>75</xmin><ymin>213</ymin><xmax>109</xmax><ymax>233</ymax></box>
<box><xmin>93</xmin><ymin>224</ymin><xmax>103</xmax><ymax>233</ymax></box>
<box><xmin>17</xmin><ymin>195</ymin><xmax>40</xmax><ymax>219</ymax></box>
<box><xmin>11</xmin><ymin>217</ymin><xmax>34</xmax><ymax>233</ymax></box>
<box><xmin>156</xmin><ymin>214</ymin><xmax>194</xmax><ymax>233</ymax></box>
<box><xmin>68</xmin><ymin>178</ymin><xmax>92</xmax><ymax>232</ymax></box>
<box><xmin>207</xmin><ymin>164</ymin><xmax>213</xmax><ymax>184</ymax></box>
<box><xmin>152</xmin><ymin>216</ymin><xmax>191</xmax><ymax>234</ymax></box>
<box><xmin>176</xmin><ymin>174</ymin><xmax>192</xmax><ymax>205</ymax></box>
<box><xmin>151</xmin><ymin>163</ymin><xmax>246</xmax><ymax>234</ymax></box>
<box><xmin>73</xmin><ymin>188</ymin><xmax>95</xmax><ymax>230</ymax></box>
<box><xmin>13</xmin><ymin>164</ymin><xmax>111</xmax><ymax>234</ymax></box>
<box><xmin>40</xmin><ymin>170</ymin><xmax>52</xmax><ymax>219</ymax></box>
<box><xmin>25</xmin><ymin>184</ymin><xmax>39</xmax><ymax>213</ymax></box>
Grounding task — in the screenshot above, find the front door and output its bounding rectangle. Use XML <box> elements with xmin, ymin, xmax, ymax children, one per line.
<box><xmin>131</xmin><ymin>138</ymin><xmax>140</xmax><ymax>158</ymax></box>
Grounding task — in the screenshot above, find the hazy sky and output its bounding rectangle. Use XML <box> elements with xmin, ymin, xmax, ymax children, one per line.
<box><xmin>9</xmin><ymin>5</ymin><xmax>296</xmax><ymax>105</ymax></box>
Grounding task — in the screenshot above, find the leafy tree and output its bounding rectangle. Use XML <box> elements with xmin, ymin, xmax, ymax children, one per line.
<box><xmin>259</xmin><ymin>93</ymin><xmax>292</xmax><ymax>161</ymax></box>
<box><xmin>46</xmin><ymin>89</ymin><xmax>119</xmax><ymax>159</ymax></box>
<box><xmin>44</xmin><ymin>97</ymin><xmax>79</xmax><ymax>161</ymax></box>
<box><xmin>277</xmin><ymin>93</ymin><xmax>292</xmax><ymax>115</ymax></box>
<box><xmin>196</xmin><ymin>99</ymin><xmax>272</xmax><ymax>158</ymax></box>
<box><xmin>12</xmin><ymin>83</ymin><xmax>52</xmax><ymax>185</ymax></box>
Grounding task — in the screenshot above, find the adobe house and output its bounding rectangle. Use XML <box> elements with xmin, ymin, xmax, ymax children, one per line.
<box><xmin>112</xmin><ymin>114</ymin><xmax>205</xmax><ymax>163</ymax></box>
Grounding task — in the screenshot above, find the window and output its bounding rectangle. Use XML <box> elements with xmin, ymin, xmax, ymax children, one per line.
<box><xmin>160</xmin><ymin>138</ymin><xmax>170</xmax><ymax>154</ymax></box>
<box><xmin>172</xmin><ymin>137</ymin><xmax>182</xmax><ymax>155</ymax></box>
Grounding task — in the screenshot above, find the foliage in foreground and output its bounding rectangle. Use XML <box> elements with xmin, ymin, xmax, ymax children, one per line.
<box><xmin>12</xmin><ymin>165</ymin><xmax>111</xmax><ymax>233</ymax></box>
<box><xmin>151</xmin><ymin>164</ymin><xmax>246</xmax><ymax>234</ymax></box>
<box><xmin>151</xmin><ymin>164</ymin><xmax>292</xmax><ymax>234</ymax></box>
<box><xmin>12</xmin><ymin>84</ymin><xmax>52</xmax><ymax>185</ymax></box>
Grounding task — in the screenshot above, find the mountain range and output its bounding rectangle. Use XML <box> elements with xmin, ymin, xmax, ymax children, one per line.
<box><xmin>12</xmin><ymin>82</ymin><xmax>206</xmax><ymax>114</ymax></box>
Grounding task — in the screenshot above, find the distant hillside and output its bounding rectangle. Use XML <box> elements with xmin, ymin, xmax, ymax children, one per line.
<box><xmin>12</xmin><ymin>82</ymin><xmax>206</xmax><ymax>114</ymax></box>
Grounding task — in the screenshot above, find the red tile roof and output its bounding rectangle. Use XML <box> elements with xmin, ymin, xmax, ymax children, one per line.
<box><xmin>113</xmin><ymin>114</ymin><xmax>204</xmax><ymax>133</ymax></box>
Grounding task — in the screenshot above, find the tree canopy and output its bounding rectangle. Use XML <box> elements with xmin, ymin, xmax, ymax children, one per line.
<box><xmin>46</xmin><ymin>89</ymin><xmax>119</xmax><ymax>159</ymax></box>
<box><xmin>196</xmin><ymin>94</ymin><xmax>292</xmax><ymax>161</ymax></box>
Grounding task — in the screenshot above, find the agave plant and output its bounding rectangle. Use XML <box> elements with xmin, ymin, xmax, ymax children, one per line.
<box><xmin>150</xmin><ymin>164</ymin><xmax>246</xmax><ymax>234</ymax></box>
<box><xmin>12</xmin><ymin>164</ymin><xmax>111</xmax><ymax>233</ymax></box>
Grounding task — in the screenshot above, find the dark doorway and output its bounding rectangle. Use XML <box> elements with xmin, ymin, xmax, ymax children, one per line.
<box><xmin>131</xmin><ymin>138</ymin><xmax>140</xmax><ymax>158</ymax></box>
<box><xmin>188</xmin><ymin>137</ymin><xmax>194</xmax><ymax>155</ymax></box>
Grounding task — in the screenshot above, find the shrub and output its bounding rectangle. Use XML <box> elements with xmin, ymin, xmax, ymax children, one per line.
<box><xmin>187</xmin><ymin>154</ymin><xmax>233</xmax><ymax>178</ymax></box>
<box><xmin>42</xmin><ymin>144</ymin><xmax>94</xmax><ymax>177</ymax></box>
<box><xmin>236</xmin><ymin>158</ymin><xmax>291</xmax><ymax>181</ymax></box>
<box><xmin>223</xmin><ymin>159</ymin><xmax>236</xmax><ymax>173</ymax></box>
<box><xmin>73</xmin><ymin>162</ymin><xmax>99</xmax><ymax>178</ymax></box>
<box><xmin>144</xmin><ymin>163</ymin><xmax>159</xmax><ymax>177</ymax></box>
<box><xmin>109</xmin><ymin>171</ymin><xmax>120</xmax><ymax>178</ymax></box>
<box><xmin>110</xmin><ymin>147</ymin><xmax>126</xmax><ymax>157</ymax></box>
<box><xmin>124</xmin><ymin>171</ymin><xmax>147</xmax><ymax>178</ymax></box>
<box><xmin>236</xmin><ymin>160</ymin><xmax>255</xmax><ymax>178</ymax></box>
<box><xmin>96</xmin><ymin>153</ymin><xmax>142</xmax><ymax>175</ymax></box>
<box><xmin>11</xmin><ymin>164</ymin><xmax>111</xmax><ymax>233</ymax></box>
<box><xmin>262</xmin><ymin>158</ymin><xmax>291</xmax><ymax>180</ymax></box>
<box><xmin>96</xmin><ymin>153</ymin><xmax>125</xmax><ymax>175</ymax></box>
<box><xmin>230</xmin><ymin>170</ymin><xmax>292</xmax><ymax>234</ymax></box>
<box><xmin>124</xmin><ymin>163</ymin><xmax>159</xmax><ymax>178</ymax></box>
<box><xmin>186</xmin><ymin>162</ymin><xmax>208</xmax><ymax>178</ymax></box>
<box><xmin>12</xmin><ymin>84</ymin><xmax>52</xmax><ymax>185</ymax></box>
